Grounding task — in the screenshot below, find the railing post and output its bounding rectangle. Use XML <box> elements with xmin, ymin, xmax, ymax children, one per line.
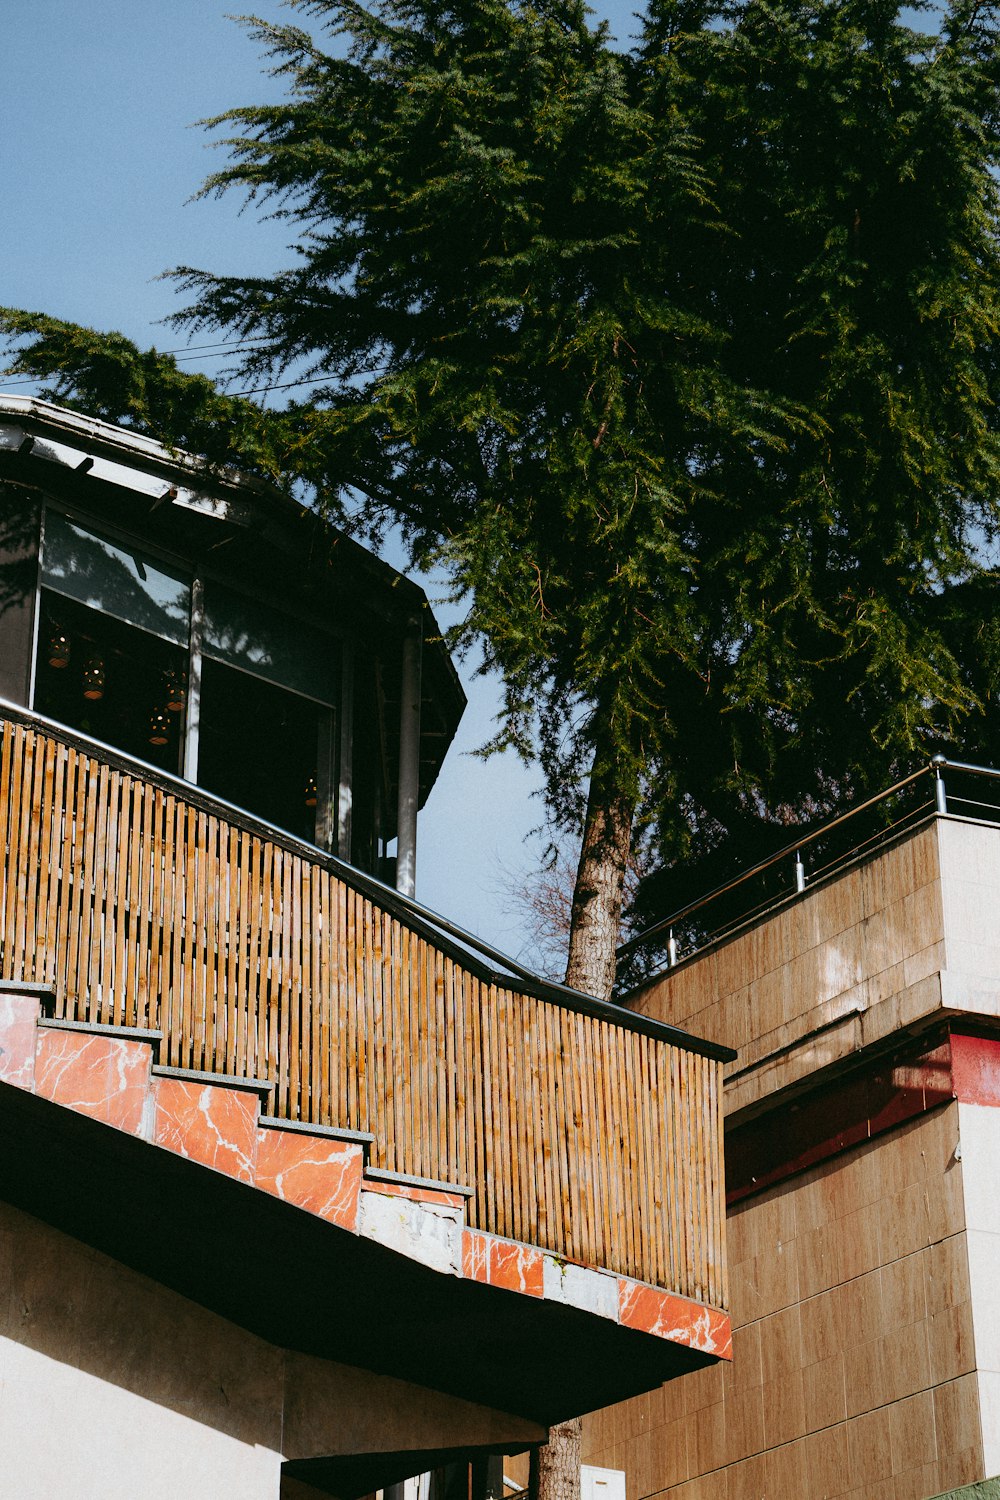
<box><xmin>395</xmin><ymin>614</ymin><xmax>423</xmax><ymax>899</ymax></box>
<box><xmin>932</xmin><ymin>754</ymin><xmax>948</xmax><ymax>815</ymax></box>
<box><xmin>794</xmin><ymin>850</ymin><xmax>806</xmax><ymax>894</ymax></box>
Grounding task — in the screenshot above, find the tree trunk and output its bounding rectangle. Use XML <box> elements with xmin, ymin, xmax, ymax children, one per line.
<box><xmin>564</xmin><ymin>753</ymin><xmax>634</xmax><ymax>1002</ymax></box>
<box><xmin>530</xmin><ymin>1417</ymin><xmax>583</xmax><ymax>1500</ymax></box>
<box><xmin>529</xmin><ymin>749</ymin><xmax>635</xmax><ymax>1500</ymax></box>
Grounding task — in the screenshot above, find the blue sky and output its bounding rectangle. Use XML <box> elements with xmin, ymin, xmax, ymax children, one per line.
<box><xmin>2</xmin><ymin>0</ymin><xmax>640</xmax><ymax>959</ymax></box>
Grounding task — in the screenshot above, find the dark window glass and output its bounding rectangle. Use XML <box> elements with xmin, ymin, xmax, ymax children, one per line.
<box><xmin>35</xmin><ymin>590</ymin><xmax>186</xmax><ymax>774</ymax></box>
<box><xmin>197</xmin><ymin>657</ymin><xmax>324</xmax><ymax>842</ymax></box>
<box><xmin>204</xmin><ymin>581</ymin><xmax>335</xmax><ymax>703</ymax></box>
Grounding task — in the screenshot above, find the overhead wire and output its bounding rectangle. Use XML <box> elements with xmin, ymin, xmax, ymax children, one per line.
<box><xmin>0</xmin><ymin>333</ymin><xmax>282</xmax><ymax>390</ymax></box>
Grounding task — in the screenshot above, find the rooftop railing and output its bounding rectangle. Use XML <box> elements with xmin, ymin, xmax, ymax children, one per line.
<box><xmin>620</xmin><ymin>755</ymin><xmax>1000</xmax><ymax>978</ymax></box>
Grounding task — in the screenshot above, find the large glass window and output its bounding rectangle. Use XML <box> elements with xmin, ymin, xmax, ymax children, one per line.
<box><xmin>34</xmin><ymin>507</ymin><xmax>341</xmax><ymax>848</ymax></box>
<box><xmin>34</xmin><ymin>590</ymin><xmax>187</xmax><ymax>774</ymax></box>
<box><xmin>204</xmin><ymin>581</ymin><xmax>335</xmax><ymax>703</ymax></box>
<box><xmin>197</xmin><ymin>659</ymin><xmax>327</xmax><ymax>842</ymax></box>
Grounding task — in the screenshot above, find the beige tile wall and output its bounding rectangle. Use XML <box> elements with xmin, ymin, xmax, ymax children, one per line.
<box><xmin>582</xmin><ymin>1106</ymin><xmax>984</xmax><ymax>1500</ymax></box>
<box><xmin>632</xmin><ymin>825</ymin><xmax>951</xmax><ymax>1114</ymax></box>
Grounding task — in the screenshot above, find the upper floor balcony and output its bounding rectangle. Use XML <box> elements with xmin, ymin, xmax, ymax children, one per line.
<box><xmin>0</xmin><ymin>399</ymin><xmax>733</xmax><ymax>1438</ymax></box>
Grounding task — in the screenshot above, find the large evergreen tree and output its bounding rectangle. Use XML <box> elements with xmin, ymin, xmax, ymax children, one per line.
<box><xmin>5</xmin><ymin>0</ymin><xmax>1000</xmax><ymax>1003</ymax></box>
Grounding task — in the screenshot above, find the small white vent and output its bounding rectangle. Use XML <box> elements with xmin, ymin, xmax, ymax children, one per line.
<box><xmin>581</xmin><ymin>1464</ymin><xmax>626</xmax><ymax>1500</ymax></box>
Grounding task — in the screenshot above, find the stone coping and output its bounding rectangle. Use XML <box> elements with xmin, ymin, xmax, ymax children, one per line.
<box><xmin>366</xmin><ymin>1166</ymin><xmax>474</xmax><ymax>1198</ymax></box>
<box><xmin>258</xmin><ymin>1115</ymin><xmax>375</xmax><ymax>1145</ymax></box>
<box><xmin>152</xmin><ymin>1063</ymin><xmax>274</xmax><ymax>1096</ymax></box>
<box><xmin>38</xmin><ymin>1017</ymin><xmax>163</xmax><ymax>1045</ymax></box>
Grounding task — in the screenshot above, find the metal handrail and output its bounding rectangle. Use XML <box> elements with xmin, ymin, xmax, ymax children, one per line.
<box><xmin>618</xmin><ymin>753</ymin><xmax>1000</xmax><ymax>966</ymax></box>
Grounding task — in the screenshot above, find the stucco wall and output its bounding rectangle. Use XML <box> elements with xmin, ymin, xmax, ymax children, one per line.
<box><xmin>0</xmin><ymin>1198</ymin><xmax>285</xmax><ymax>1500</ymax></box>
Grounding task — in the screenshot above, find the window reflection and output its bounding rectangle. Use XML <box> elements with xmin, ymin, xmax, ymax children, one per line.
<box><xmin>204</xmin><ymin>580</ymin><xmax>335</xmax><ymax>703</ymax></box>
<box><xmin>42</xmin><ymin>510</ymin><xmax>190</xmax><ymax>645</ymax></box>
<box><xmin>198</xmin><ymin>658</ymin><xmax>326</xmax><ymax>842</ymax></box>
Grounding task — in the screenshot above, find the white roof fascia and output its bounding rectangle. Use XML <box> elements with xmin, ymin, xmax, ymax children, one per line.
<box><xmin>0</xmin><ymin>395</ymin><xmax>231</xmax><ymax>519</ymax></box>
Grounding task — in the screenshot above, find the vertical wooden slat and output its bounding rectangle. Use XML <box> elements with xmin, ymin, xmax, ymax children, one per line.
<box><xmin>283</xmin><ymin>852</ymin><xmax>298</xmax><ymax>1117</ymax></box>
<box><xmin>247</xmin><ymin>835</ymin><xmax>265</xmax><ymax>1080</ymax></box>
<box><xmin>9</xmin><ymin>729</ymin><xmax>32</xmax><ymax>990</ymax></box>
<box><xmin>0</xmin><ymin>724</ymin><xmax>15</xmax><ymax>980</ymax></box>
<box><xmin>257</xmin><ymin>837</ymin><xmax>274</xmax><ymax>1085</ymax></box>
<box><xmin>169</xmin><ymin>799</ymin><xmax>189</xmax><ymax>1065</ymax></box>
<box><xmin>111</xmin><ymin>775</ymin><xmax>133</xmax><ymax>1027</ymax></box>
<box><xmin>640</xmin><ymin>1035</ymin><xmax>666</xmax><ymax>1288</ymax></box>
<box><xmin>535</xmin><ymin>997</ymin><xmax>558</xmax><ymax>1254</ymax></box>
<box><xmin>72</xmin><ymin>753</ymin><xmax>100</xmax><ymax>1022</ymax></box>
<box><xmin>345</xmin><ymin>881</ymin><xmax>358</xmax><ymax>1135</ymax></box>
<box><xmin>210</xmin><ymin>816</ymin><xmax>227</xmax><ymax>1075</ymax></box>
<box><xmin>563</xmin><ymin>1010</ymin><xmax>587</xmax><ymax>1267</ymax></box>
<box><xmin>319</xmin><ymin>873</ymin><xmax>334</xmax><ymax>1126</ymax></box>
<box><xmin>307</xmin><ymin>864</ymin><xmax>322</xmax><ymax>1124</ymax></box>
<box><xmin>361</xmin><ymin>893</ymin><xmax>377</xmax><ymax>1141</ymax></box>
<box><xmin>146</xmin><ymin>786</ymin><xmax>165</xmax><ymax>1034</ymax></box>
<box><xmin>40</xmin><ymin>741</ymin><xmax>66</xmax><ymax>988</ymax></box>
<box><xmin>451</xmin><ymin>960</ymin><xmax>465</xmax><ymax>1199</ymax></box>
<box><xmin>56</xmin><ymin>745</ymin><xmax>81</xmax><ymax>1014</ymax></box>
<box><xmin>127</xmin><ymin>782</ymin><xmax>149</xmax><ymax>1027</ymax></box>
<box><xmin>716</xmin><ymin>1059</ymin><xmax>729</xmax><ymax>1308</ymax></box>
<box><xmin>7</xmin><ymin>730</ymin><xmax>28</xmax><ymax>984</ymax></box>
<box><xmin>581</xmin><ymin>1012</ymin><xmax>601</xmax><ymax>1270</ymax></box>
<box><xmin>223</xmin><ymin>825</ymin><xmax>238</xmax><ymax>1075</ymax></box>
<box><xmin>505</xmin><ymin>991</ymin><xmax>527</xmax><ymax>1245</ymax></box>
<box><xmin>478</xmin><ymin>977</ymin><xmax>497</xmax><ymax>1233</ymax></box>
<box><xmin>351</xmin><ymin>887</ymin><xmax>365</xmax><ymax>1134</ymax></box>
<box><xmin>21</xmin><ymin>734</ymin><xmax>48</xmax><ymax>983</ymax></box>
<box><xmin>269</xmin><ymin>847</ymin><xmax>285</xmax><ymax>1106</ymax></box>
<box><xmin>600</xmin><ymin>1018</ymin><xmax>623</xmax><ymax>1272</ymax></box>
<box><xmin>405</xmin><ymin>924</ymin><xmax>421</xmax><ymax>1178</ymax></box>
<box><xmin>466</xmin><ymin>969</ymin><xmax>487</xmax><ymax>1234</ymax></box>
<box><xmin>94</xmin><ymin>763</ymin><xmax>112</xmax><ymax>1022</ymax></box>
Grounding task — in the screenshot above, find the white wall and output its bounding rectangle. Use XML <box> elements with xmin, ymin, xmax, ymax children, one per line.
<box><xmin>958</xmin><ymin>1101</ymin><xmax>1000</xmax><ymax>1478</ymax></box>
<box><xmin>0</xmin><ymin>1338</ymin><xmax>283</xmax><ymax>1500</ymax></box>
<box><xmin>0</xmin><ymin>1199</ymin><xmax>285</xmax><ymax>1500</ymax></box>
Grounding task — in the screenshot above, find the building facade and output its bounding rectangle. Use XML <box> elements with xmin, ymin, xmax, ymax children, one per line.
<box><xmin>0</xmin><ymin>398</ymin><xmax>733</xmax><ymax>1500</ymax></box>
<box><xmin>585</xmin><ymin>803</ymin><xmax>1000</xmax><ymax>1499</ymax></box>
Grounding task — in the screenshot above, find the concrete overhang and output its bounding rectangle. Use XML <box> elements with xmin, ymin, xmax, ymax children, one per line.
<box><xmin>0</xmin><ymin>1009</ymin><xmax>724</xmax><ymax>1432</ymax></box>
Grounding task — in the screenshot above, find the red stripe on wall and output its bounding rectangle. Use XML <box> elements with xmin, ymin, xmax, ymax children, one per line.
<box><xmin>950</xmin><ymin>1031</ymin><xmax>1000</xmax><ymax>1108</ymax></box>
<box><xmin>726</xmin><ymin>1033</ymin><xmax>956</xmax><ymax>1205</ymax></box>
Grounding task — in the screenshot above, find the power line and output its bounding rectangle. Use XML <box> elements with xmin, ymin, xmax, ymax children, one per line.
<box><xmin>161</xmin><ymin>335</ymin><xmax>276</xmax><ymax>355</ymax></box>
<box><xmin>1</xmin><ymin>369</ymin><xmax>335</xmax><ymax>401</ymax></box>
<box><xmin>230</xmin><ymin>374</ymin><xmax>334</xmax><ymax>396</ymax></box>
<box><xmin>0</xmin><ymin>333</ymin><xmax>281</xmax><ymax>389</ymax></box>
<box><xmin>0</xmin><ymin>352</ymin><xmax>335</xmax><ymax>402</ymax></box>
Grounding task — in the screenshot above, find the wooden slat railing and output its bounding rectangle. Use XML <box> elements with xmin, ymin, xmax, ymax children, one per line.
<box><xmin>0</xmin><ymin>714</ymin><xmax>727</xmax><ymax>1307</ymax></box>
